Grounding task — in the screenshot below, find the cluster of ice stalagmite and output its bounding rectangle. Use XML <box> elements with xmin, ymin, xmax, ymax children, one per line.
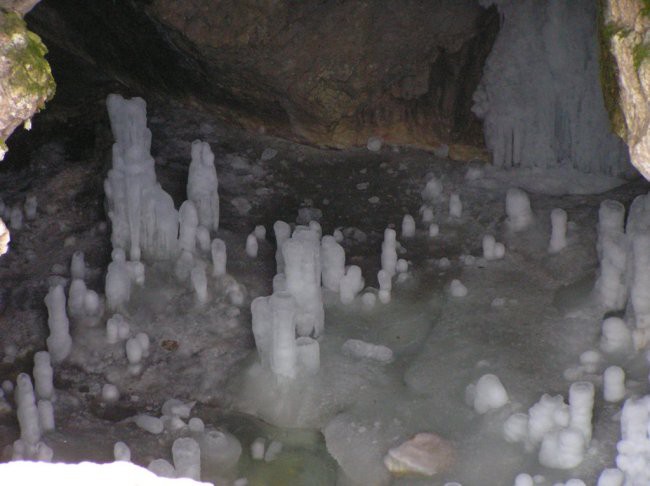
<box><xmin>594</xmin><ymin>193</ymin><xmax>650</xmax><ymax>349</ymax></box>
<box><xmin>503</xmin><ymin>382</ymin><xmax>594</xmax><ymax>470</ymax></box>
<box><xmin>596</xmin><ymin>395</ymin><xmax>650</xmax><ymax>484</ymax></box>
<box><xmin>251</xmin><ymin>222</ymin><xmax>324</xmax><ymax>380</ymax></box>
<box><xmin>11</xmin><ymin>373</ymin><xmax>54</xmax><ymax>461</ymax></box>
<box><xmin>472</xmin><ymin>0</ymin><xmax>630</xmax><ymax>176</ymax></box>
<box><xmin>105</xmin><ymin>94</ymin><xmax>179</xmax><ymax>262</ymax></box>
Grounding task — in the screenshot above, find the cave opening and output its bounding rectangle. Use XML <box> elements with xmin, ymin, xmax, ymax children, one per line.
<box><xmin>1</xmin><ymin>1</ymin><xmax>650</xmax><ymax>485</ymax></box>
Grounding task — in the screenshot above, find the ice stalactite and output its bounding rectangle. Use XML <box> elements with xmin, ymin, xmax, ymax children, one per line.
<box><xmin>473</xmin><ymin>0</ymin><xmax>630</xmax><ymax>176</ymax></box>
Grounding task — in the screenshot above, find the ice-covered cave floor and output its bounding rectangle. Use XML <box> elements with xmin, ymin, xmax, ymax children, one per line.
<box><xmin>2</xmin><ymin>99</ymin><xmax>650</xmax><ymax>485</ymax></box>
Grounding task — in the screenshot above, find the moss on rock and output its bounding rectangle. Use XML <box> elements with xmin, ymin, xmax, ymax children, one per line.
<box><xmin>597</xmin><ymin>0</ymin><xmax>628</xmax><ymax>140</ymax></box>
<box><xmin>0</xmin><ymin>8</ymin><xmax>55</xmax><ymax>159</ymax></box>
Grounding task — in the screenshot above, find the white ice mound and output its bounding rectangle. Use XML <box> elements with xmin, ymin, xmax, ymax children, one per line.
<box><xmin>505</xmin><ymin>188</ymin><xmax>533</xmax><ymax>232</ymax></box>
<box><xmin>0</xmin><ymin>461</ymin><xmax>209</xmax><ymax>485</ymax></box>
<box><xmin>472</xmin><ymin>374</ymin><xmax>509</xmax><ymax>414</ymax></box>
<box><xmin>383</xmin><ymin>433</ymin><xmax>455</xmax><ymax>477</ymax></box>
<box><xmin>342</xmin><ymin>339</ymin><xmax>393</xmax><ymax>363</ymax></box>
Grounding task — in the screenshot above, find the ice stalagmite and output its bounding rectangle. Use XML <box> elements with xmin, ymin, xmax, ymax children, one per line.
<box><xmin>44</xmin><ymin>285</ymin><xmax>72</xmax><ymax>363</ymax></box>
<box><xmin>282</xmin><ymin>226</ymin><xmax>324</xmax><ymax>338</ymax></box>
<box><xmin>105</xmin><ymin>94</ymin><xmax>179</xmax><ymax>262</ymax></box>
<box><xmin>187</xmin><ymin>140</ymin><xmax>219</xmax><ymax>232</ymax></box>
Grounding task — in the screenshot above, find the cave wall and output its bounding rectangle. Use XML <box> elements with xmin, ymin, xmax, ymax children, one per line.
<box><xmin>26</xmin><ymin>0</ymin><xmax>498</xmax><ymax>154</ymax></box>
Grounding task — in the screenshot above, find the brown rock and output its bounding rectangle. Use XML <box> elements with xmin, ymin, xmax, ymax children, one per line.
<box><xmin>28</xmin><ymin>0</ymin><xmax>497</xmax><ymax>152</ymax></box>
<box><xmin>383</xmin><ymin>432</ymin><xmax>456</xmax><ymax>477</ymax></box>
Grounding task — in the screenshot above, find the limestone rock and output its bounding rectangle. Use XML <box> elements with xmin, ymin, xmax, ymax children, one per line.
<box><xmin>0</xmin><ymin>9</ymin><xmax>54</xmax><ymax>160</ymax></box>
<box><xmin>28</xmin><ymin>0</ymin><xmax>498</xmax><ymax>152</ymax></box>
<box><xmin>604</xmin><ymin>0</ymin><xmax>650</xmax><ymax>180</ymax></box>
<box><xmin>383</xmin><ymin>432</ymin><xmax>455</xmax><ymax>477</ymax></box>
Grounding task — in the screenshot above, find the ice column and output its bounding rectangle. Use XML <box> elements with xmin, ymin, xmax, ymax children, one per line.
<box><xmin>569</xmin><ymin>381</ymin><xmax>594</xmax><ymax>443</ymax></box>
<box><xmin>381</xmin><ymin>228</ymin><xmax>398</xmax><ymax>277</ymax></box>
<box><xmin>321</xmin><ymin>235</ymin><xmax>345</xmax><ymax>292</ymax></box>
<box><xmin>172</xmin><ymin>437</ymin><xmax>201</xmax><ymax>481</ymax></box>
<box><xmin>211</xmin><ymin>238</ymin><xmax>227</xmax><ymax>277</ymax></box>
<box><xmin>187</xmin><ymin>140</ymin><xmax>219</xmax><ymax>231</ymax></box>
<box><xmin>269</xmin><ymin>292</ymin><xmax>298</xmax><ymax>379</ymax></box>
<box><xmin>14</xmin><ymin>373</ymin><xmax>42</xmax><ymax>457</ymax></box>
<box><xmin>105</xmin><ymin>94</ymin><xmax>179</xmax><ymax>261</ymax></box>
<box><xmin>548</xmin><ymin>208</ymin><xmax>568</xmax><ymax>253</ymax></box>
<box><xmin>33</xmin><ymin>351</ymin><xmax>54</xmax><ymax>401</ymax></box>
<box><xmin>44</xmin><ymin>285</ymin><xmax>72</xmax><ymax>363</ymax></box>
<box><xmin>282</xmin><ymin>226</ymin><xmax>324</xmax><ymax>337</ymax></box>
<box><xmin>505</xmin><ymin>188</ymin><xmax>533</xmax><ymax>231</ymax></box>
<box><xmin>471</xmin><ymin>0</ymin><xmax>630</xmax><ymax>175</ymax></box>
<box><xmin>274</xmin><ymin>220</ymin><xmax>291</xmax><ymax>274</ymax></box>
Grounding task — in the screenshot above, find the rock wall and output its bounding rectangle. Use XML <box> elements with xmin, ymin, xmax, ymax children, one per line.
<box><xmin>603</xmin><ymin>0</ymin><xmax>650</xmax><ymax>181</ymax></box>
<box><xmin>27</xmin><ymin>0</ymin><xmax>498</xmax><ymax>154</ymax></box>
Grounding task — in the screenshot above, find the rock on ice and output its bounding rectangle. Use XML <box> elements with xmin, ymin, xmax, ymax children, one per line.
<box><xmin>383</xmin><ymin>432</ymin><xmax>455</xmax><ymax>477</ymax></box>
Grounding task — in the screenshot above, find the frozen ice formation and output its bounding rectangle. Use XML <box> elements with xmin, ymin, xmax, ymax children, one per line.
<box><xmin>472</xmin><ymin>0</ymin><xmax>630</xmax><ymax>175</ymax></box>
<box><xmin>603</xmin><ymin>366</ymin><xmax>625</xmax><ymax>403</ymax></box>
<box><xmin>548</xmin><ymin>208</ymin><xmax>568</xmax><ymax>253</ymax></box>
<box><xmin>471</xmin><ymin>374</ymin><xmax>508</xmax><ymax>414</ymax></box>
<box><xmin>210</xmin><ymin>238</ymin><xmax>227</xmax><ymax>277</ymax></box>
<box><xmin>0</xmin><ymin>460</ymin><xmax>209</xmax><ymax>486</ymax></box>
<box><xmin>595</xmin><ymin>201</ymin><xmax>627</xmax><ymax>312</ymax></box>
<box><xmin>401</xmin><ymin>214</ymin><xmax>415</xmax><ymax>238</ymax></box>
<box><xmin>421</xmin><ymin>177</ymin><xmax>442</xmax><ymax>202</ymax></box>
<box><xmin>448</xmin><ymin>193</ymin><xmax>462</xmax><ymax>218</ymax></box>
<box><xmin>366</xmin><ymin>136</ymin><xmax>382</xmax><ymax>152</ymax></box>
<box><xmin>190</xmin><ymin>263</ymin><xmax>208</xmax><ymax>304</ymax></box>
<box><xmin>245</xmin><ymin>233</ymin><xmax>258</xmax><ymax>258</ymax></box>
<box><xmin>33</xmin><ymin>351</ymin><xmax>54</xmax><ymax>400</ymax></box>
<box><xmin>428</xmin><ymin>223</ymin><xmax>439</xmax><ymax>238</ymax></box>
<box><xmin>106</xmin><ymin>313</ymin><xmax>130</xmax><ymax>344</ymax></box>
<box><xmin>114</xmin><ymin>441</ymin><xmax>131</xmax><ymax>462</ymax></box>
<box><xmin>10</xmin><ymin>205</ymin><xmax>23</xmax><ymax>230</ymax></box>
<box><xmin>172</xmin><ymin>437</ymin><xmax>201</xmax><ymax>481</ymax></box>
<box><xmin>378</xmin><ymin>269</ymin><xmax>392</xmax><ymax>304</ymax></box>
<box><xmin>420</xmin><ymin>206</ymin><xmax>434</xmax><ymax>224</ymax></box>
<box><xmin>187</xmin><ymin>140</ymin><xmax>219</xmax><ymax>232</ymax></box>
<box><xmin>282</xmin><ymin>225</ymin><xmax>324</xmax><ymax>337</ymax></box>
<box><xmin>449</xmin><ymin>279</ymin><xmax>467</xmax><ymax>298</ymax></box>
<box><xmin>597</xmin><ymin>468</ymin><xmax>624</xmax><ymax>486</ymax></box>
<box><xmin>273</xmin><ymin>220</ymin><xmax>291</xmax><ymax>273</ymax></box>
<box><xmin>482</xmin><ymin>234</ymin><xmax>505</xmax><ymax>261</ymax></box>
<box><xmin>15</xmin><ymin>373</ymin><xmax>41</xmax><ymax>445</ymax></box>
<box><xmin>600</xmin><ymin>317</ymin><xmax>632</xmax><ymax>354</ymax></box>
<box><xmin>44</xmin><ymin>284</ymin><xmax>72</xmax><ymax>363</ymax></box>
<box><xmin>252</xmin><ymin>292</ymin><xmax>320</xmax><ymax>380</ymax></box>
<box><xmin>340</xmin><ymin>265</ymin><xmax>364</xmax><ymax>304</ymax></box>
<box><xmin>101</xmin><ymin>384</ymin><xmax>120</xmax><ymax>403</ymax></box>
<box><xmin>342</xmin><ymin>339</ymin><xmax>393</xmax><ymax>363</ymax></box>
<box><xmin>383</xmin><ymin>432</ymin><xmax>455</xmax><ymax>477</ymax></box>
<box><xmin>105</xmin><ymin>94</ymin><xmax>179</xmax><ymax>262</ymax></box>
<box><xmin>70</xmin><ymin>250</ymin><xmax>86</xmax><ymax>280</ymax></box>
<box><xmin>613</xmin><ymin>396</ymin><xmax>650</xmax><ymax>484</ymax></box>
<box><xmin>503</xmin><ymin>382</ymin><xmax>594</xmax><ymax>470</ymax></box>
<box><xmin>105</xmin><ymin>249</ymin><xmax>143</xmax><ymax>313</ymax></box>
<box><xmin>381</xmin><ymin>228</ymin><xmax>398</xmax><ymax>277</ymax></box>
<box><xmin>251</xmin><ymin>438</ymin><xmax>265</xmax><ymax>460</ymax></box>
<box><xmin>264</xmin><ymin>440</ymin><xmax>283</xmax><ymax>462</ymax></box>
<box><xmin>199</xmin><ymin>430</ymin><xmax>242</xmax><ymax>475</ymax></box>
<box><xmin>505</xmin><ymin>188</ymin><xmax>533</xmax><ymax>232</ymax></box>
<box><xmin>135</xmin><ymin>414</ymin><xmax>164</xmax><ymax>434</ymax></box>
<box><xmin>321</xmin><ymin>235</ymin><xmax>345</xmax><ymax>292</ymax></box>
<box><xmin>24</xmin><ymin>194</ymin><xmax>37</xmax><ymax>220</ymax></box>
